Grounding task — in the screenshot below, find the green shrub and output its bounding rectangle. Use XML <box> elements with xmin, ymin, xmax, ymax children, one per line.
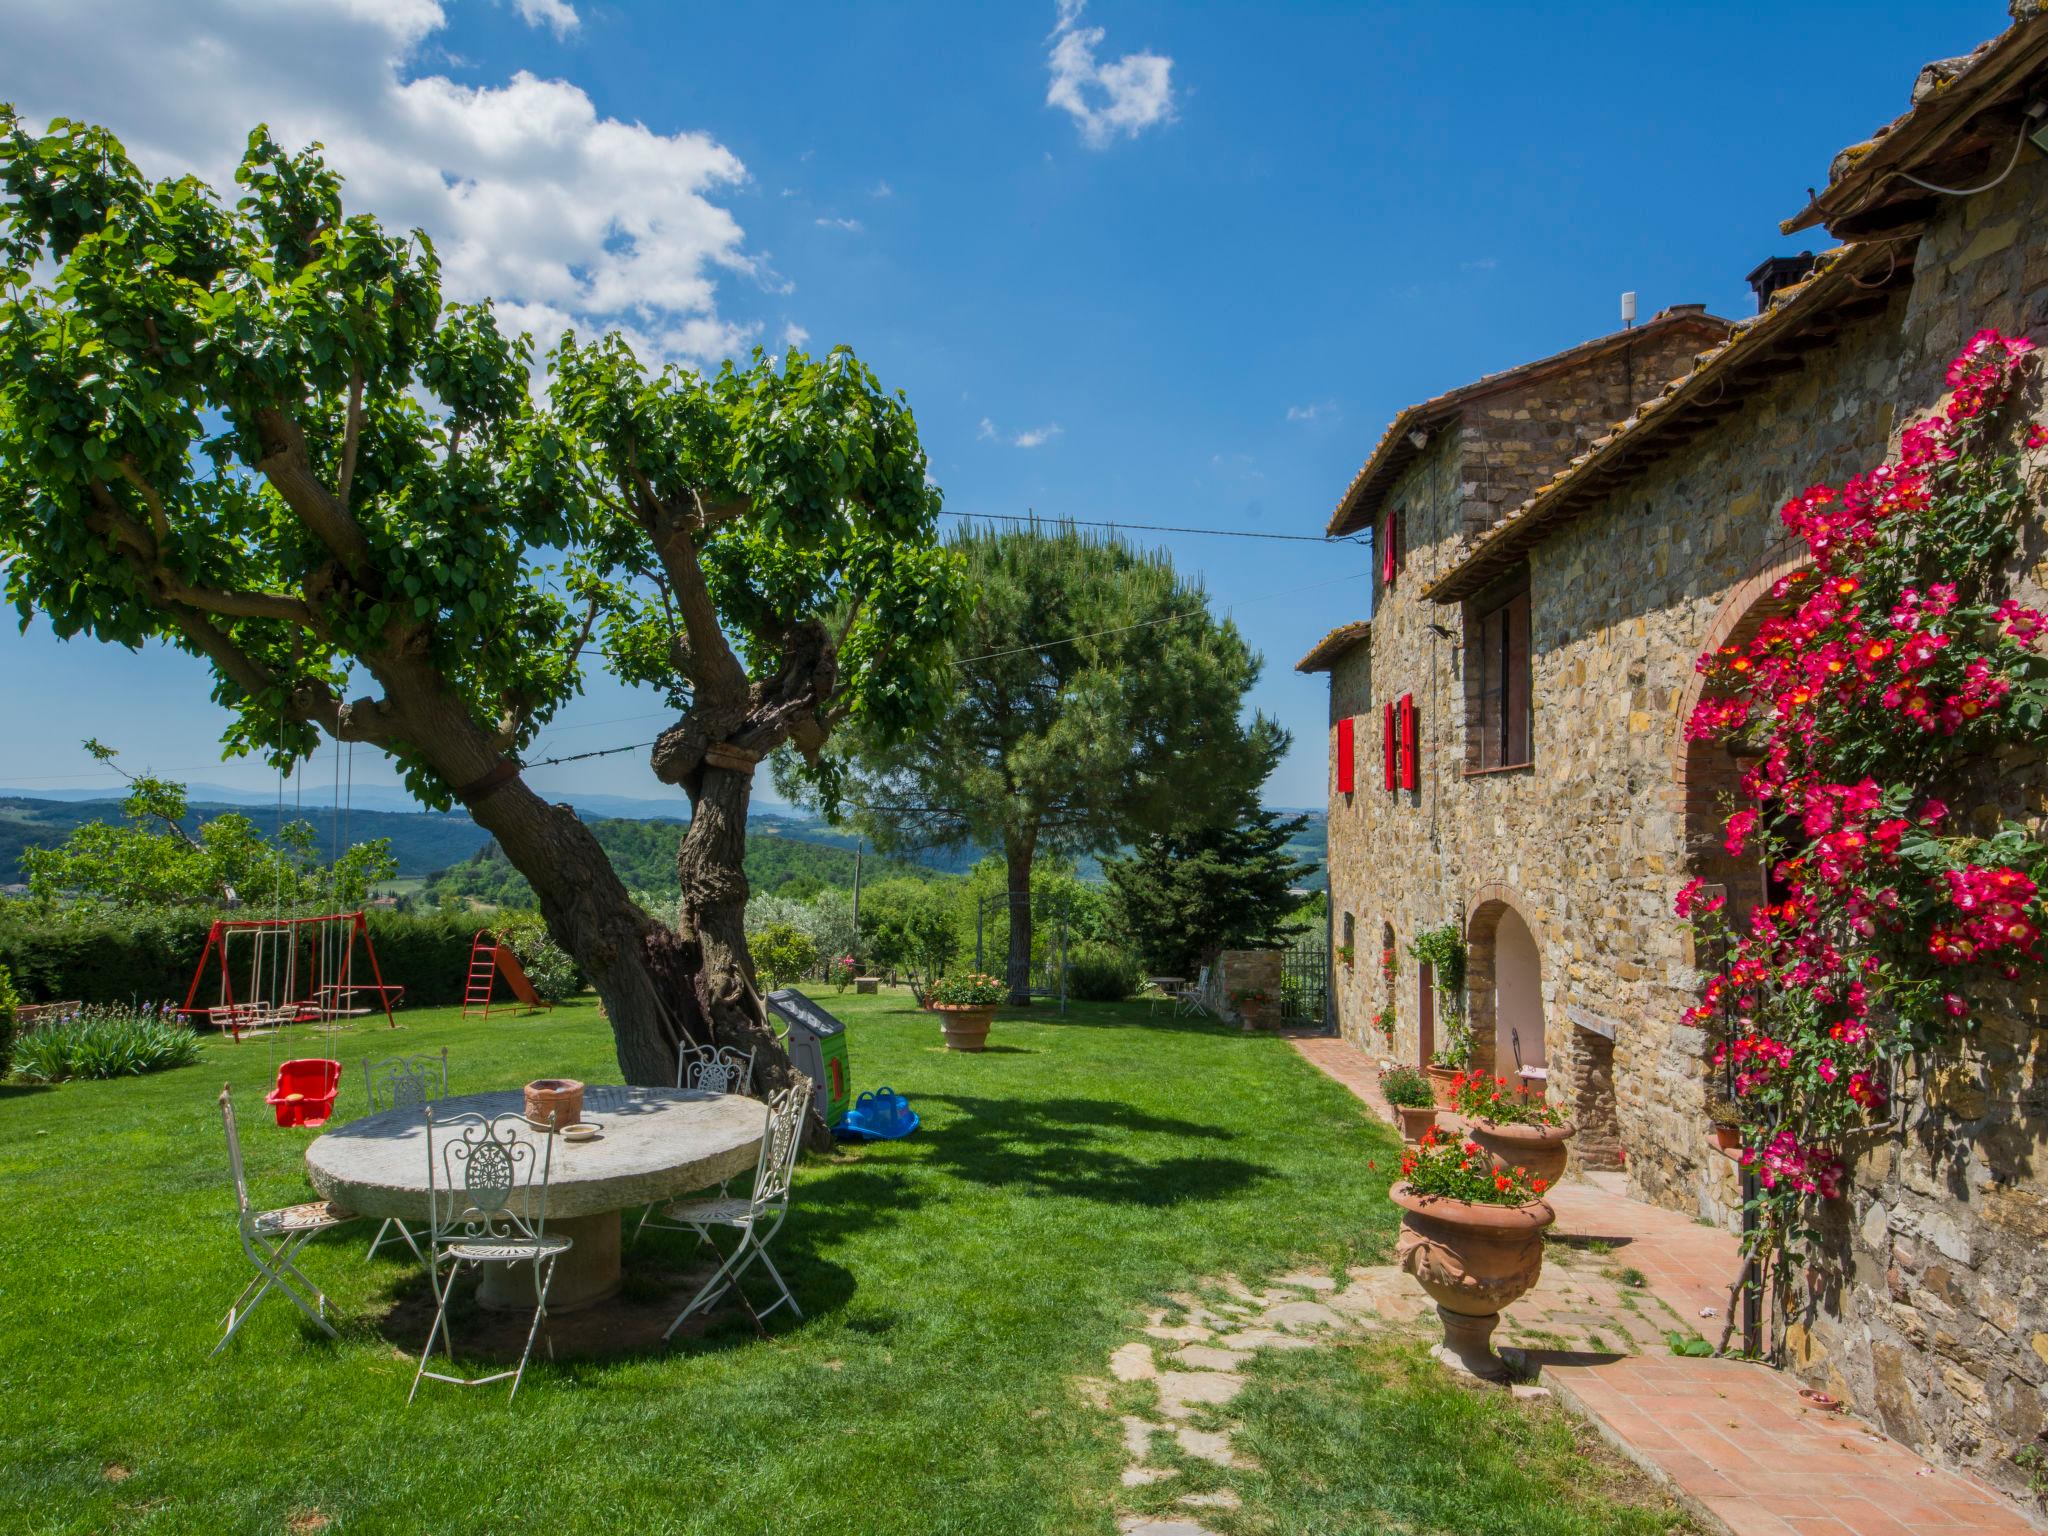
<box><xmin>752</xmin><ymin>922</ymin><xmax>820</xmax><ymax>992</ymax></box>
<box><xmin>1065</xmin><ymin>942</ymin><xmax>1141</xmax><ymax>1002</ymax></box>
<box><xmin>1379</xmin><ymin>1065</ymin><xmax>1435</xmax><ymax>1109</ymax></box>
<box><xmin>494</xmin><ymin>913</ymin><xmax>584</xmax><ymax>1004</ymax></box>
<box><xmin>0</xmin><ymin>962</ymin><xmax>17</xmax><ymax>1079</ymax></box>
<box><xmin>11</xmin><ymin>1003</ymin><xmax>202</xmax><ymax>1083</ymax></box>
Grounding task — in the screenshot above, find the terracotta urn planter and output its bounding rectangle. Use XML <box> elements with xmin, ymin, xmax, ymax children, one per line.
<box><xmin>1424</xmin><ymin>1063</ymin><xmax>1461</xmax><ymax>1109</ymax></box>
<box><xmin>1395</xmin><ymin>1104</ymin><xmax>1439</xmax><ymax>1143</ymax></box>
<box><xmin>524</xmin><ymin>1078</ymin><xmax>584</xmax><ymax>1132</ymax></box>
<box><xmin>1392</xmin><ymin>1182</ymin><xmax>1555</xmax><ymax>1380</ymax></box>
<box><xmin>931</xmin><ymin>1004</ymin><xmax>996</xmax><ymax>1052</ymax></box>
<box><xmin>1458</xmin><ymin>1117</ymin><xmax>1577</xmax><ymax>1187</ymax></box>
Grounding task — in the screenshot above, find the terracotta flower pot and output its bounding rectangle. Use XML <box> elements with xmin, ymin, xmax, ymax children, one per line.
<box><xmin>932</xmin><ymin>1004</ymin><xmax>996</xmax><ymax>1052</ymax></box>
<box><xmin>1395</xmin><ymin>1104</ymin><xmax>1439</xmax><ymax>1143</ymax></box>
<box><xmin>524</xmin><ymin>1078</ymin><xmax>584</xmax><ymax>1132</ymax></box>
<box><xmin>1424</xmin><ymin>1063</ymin><xmax>1461</xmax><ymax>1109</ymax></box>
<box><xmin>1392</xmin><ymin>1181</ymin><xmax>1555</xmax><ymax>1380</ymax></box>
<box><xmin>1459</xmin><ymin>1117</ymin><xmax>1576</xmax><ymax>1187</ymax></box>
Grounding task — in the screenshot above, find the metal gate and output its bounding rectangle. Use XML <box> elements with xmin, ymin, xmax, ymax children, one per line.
<box><xmin>1280</xmin><ymin>938</ymin><xmax>1328</xmax><ymax>1024</ymax></box>
<box><xmin>973</xmin><ymin>892</ymin><xmax>1070</xmax><ymax>1013</ymax></box>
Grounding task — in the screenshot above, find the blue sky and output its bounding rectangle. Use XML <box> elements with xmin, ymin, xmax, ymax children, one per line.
<box><xmin>0</xmin><ymin>1</ymin><xmax>2002</xmax><ymax>810</ymax></box>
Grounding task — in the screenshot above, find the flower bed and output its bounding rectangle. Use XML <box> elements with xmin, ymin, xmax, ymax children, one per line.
<box><xmin>1398</xmin><ymin>1126</ymin><xmax>1549</xmax><ymax>1206</ymax></box>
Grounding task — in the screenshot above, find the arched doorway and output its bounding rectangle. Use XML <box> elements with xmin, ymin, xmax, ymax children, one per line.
<box><xmin>1494</xmin><ymin>905</ymin><xmax>1543</xmax><ymax>1080</ymax></box>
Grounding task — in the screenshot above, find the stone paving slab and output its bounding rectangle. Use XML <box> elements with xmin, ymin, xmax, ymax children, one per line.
<box><xmin>1289</xmin><ymin>1035</ymin><xmax>2046</xmax><ymax>1536</ymax></box>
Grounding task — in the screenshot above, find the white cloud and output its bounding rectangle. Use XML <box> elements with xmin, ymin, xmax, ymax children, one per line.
<box><xmin>1460</xmin><ymin>256</ymin><xmax>1499</xmax><ymax>271</ymax></box>
<box><xmin>1286</xmin><ymin>401</ymin><xmax>1338</xmax><ymax>422</ymax></box>
<box><xmin>510</xmin><ymin>0</ymin><xmax>578</xmax><ymax>37</ymax></box>
<box><xmin>814</xmin><ymin>216</ymin><xmax>864</xmax><ymax>232</ymax></box>
<box><xmin>977</xmin><ymin>417</ymin><xmax>1061</xmax><ymax>448</ymax></box>
<box><xmin>871</xmin><ymin>179</ymin><xmax>893</xmax><ymax>198</ymax></box>
<box><xmin>1046</xmin><ymin>0</ymin><xmax>1175</xmax><ymax>148</ymax></box>
<box><xmin>780</xmin><ymin>322</ymin><xmax>810</xmax><ymax>349</ymax></box>
<box><xmin>2</xmin><ymin>0</ymin><xmax>757</xmax><ymax>367</ymax></box>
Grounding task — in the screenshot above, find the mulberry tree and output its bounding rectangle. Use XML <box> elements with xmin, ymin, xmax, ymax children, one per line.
<box><xmin>0</xmin><ymin>111</ymin><xmax>965</xmax><ymax>1112</ymax></box>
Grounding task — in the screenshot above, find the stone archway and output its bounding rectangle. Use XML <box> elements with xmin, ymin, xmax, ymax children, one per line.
<box><xmin>1464</xmin><ymin>884</ymin><xmax>1546</xmax><ymax>1086</ymax></box>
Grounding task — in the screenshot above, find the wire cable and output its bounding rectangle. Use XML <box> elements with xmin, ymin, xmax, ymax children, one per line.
<box><xmin>1895</xmin><ymin>113</ymin><xmax>2035</xmax><ymax>197</ymax></box>
<box><xmin>946</xmin><ymin>510</ymin><xmax>1366</xmax><ymax>545</ymax></box>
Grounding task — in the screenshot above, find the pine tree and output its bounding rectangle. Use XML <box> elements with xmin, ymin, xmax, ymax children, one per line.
<box><xmin>1104</xmin><ymin>803</ymin><xmax>1317</xmax><ymax>979</ymax></box>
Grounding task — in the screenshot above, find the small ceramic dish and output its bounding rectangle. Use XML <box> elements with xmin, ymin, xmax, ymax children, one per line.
<box><xmin>561</xmin><ymin>1123</ymin><xmax>602</xmax><ymax>1142</ymax></box>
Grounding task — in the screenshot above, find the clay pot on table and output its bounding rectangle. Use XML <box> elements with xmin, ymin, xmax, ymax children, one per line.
<box><xmin>524</xmin><ymin>1078</ymin><xmax>585</xmax><ymax>1132</ymax></box>
<box><xmin>931</xmin><ymin>1005</ymin><xmax>996</xmax><ymax>1052</ymax></box>
<box><xmin>1392</xmin><ymin>1181</ymin><xmax>1555</xmax><ymax>1381</ymax></box>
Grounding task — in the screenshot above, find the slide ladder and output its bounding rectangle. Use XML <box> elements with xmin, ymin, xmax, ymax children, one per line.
<box><xmin>462</xmin><ymin>930</ymin><xmax>551</xmax><ymax>1018</ymax></box>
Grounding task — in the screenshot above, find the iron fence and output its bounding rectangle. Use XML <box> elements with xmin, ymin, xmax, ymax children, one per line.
<box><xmin>1280</xmin><ymin>938</ymin><xmax>1329</xmax><ymax>1024</ymax></box>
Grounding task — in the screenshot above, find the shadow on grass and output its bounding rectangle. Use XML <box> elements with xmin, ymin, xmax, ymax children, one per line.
<box><xmin>912</xmin><ymin>1092</ymin><xmax>1273</xmax><ymax>1207</ymax></box>
<box><xmin>0</xmin><ymin>1082</ymin><xmax>55</xmax><ymax>1100</ymax></box>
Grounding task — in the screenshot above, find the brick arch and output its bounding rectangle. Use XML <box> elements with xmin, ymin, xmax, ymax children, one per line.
<box><xmin>1670</xmin><ymin>541</ymin><xmax>1812</xmax><ymax>927</ymax></box>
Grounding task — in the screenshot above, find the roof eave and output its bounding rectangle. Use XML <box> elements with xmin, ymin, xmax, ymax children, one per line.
<box><xmin>1420</xmin><ymin>244</ymin><xmax>1913</xmax><ymax>605</ymax></box>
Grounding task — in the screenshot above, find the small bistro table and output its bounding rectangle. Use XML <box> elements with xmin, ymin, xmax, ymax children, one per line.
<box><xmin>305</xmin><ymin>1085</ymin><xmax>764</xmax><ymax>1312</ymax></box>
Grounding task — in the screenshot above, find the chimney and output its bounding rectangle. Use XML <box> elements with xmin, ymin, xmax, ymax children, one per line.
<box><xmin>1745</xmin><ymin>253</ymin><xmax>1820</xmax><ymax>314</ymax></box>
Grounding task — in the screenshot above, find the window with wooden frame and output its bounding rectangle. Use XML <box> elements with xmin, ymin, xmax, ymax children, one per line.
<box><xmin>1465</xmin><ymin>571</ymin><xmax>1532</xmax><ymax>772</ymax></box>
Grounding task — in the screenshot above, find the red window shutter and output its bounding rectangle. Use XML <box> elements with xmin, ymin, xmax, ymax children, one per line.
<box><xmin>1335</xmin><ymin>716</ymin><xmax>1355</xmax><ymax>794</ymax></box>
<box><xmin>1382</xmin><ymin>510</ymin><xmax>1398</xmax><ymax>586</ymax></box>
<box><xmin>1398</xmin><ymin>693</ymin><xmax>1418</xmax><ymax>791</ymax></box>
<box><xmin>1382</xmin><ymin>701</ymin><xmax>1396</xmax><ymax>791</ymax></box>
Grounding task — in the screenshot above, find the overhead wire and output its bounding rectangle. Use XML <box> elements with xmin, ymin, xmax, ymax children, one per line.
<box><xmin>946</xmin><ymin>510</ymin><xmax>1365</xmax><ymax>545</ymax></box>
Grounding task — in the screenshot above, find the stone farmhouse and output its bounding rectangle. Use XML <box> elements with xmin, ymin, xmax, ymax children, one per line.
<box><xmin>1300</xmin><ymin>7</ymin><xmax>2048</xmax><ymax>1498</ymax></box>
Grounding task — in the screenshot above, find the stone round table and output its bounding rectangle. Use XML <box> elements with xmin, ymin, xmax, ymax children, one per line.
<box><xmin>306</xmin><ymin>1085</ymin><xmax>764</xmax><ymax>1312</ymax></box>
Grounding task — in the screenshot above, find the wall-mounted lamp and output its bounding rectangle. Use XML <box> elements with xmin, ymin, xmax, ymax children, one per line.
<box><xmin>2027</xmin><ymin>101</ymin><xmax>2048</xmax><ymax>157</ymax></box>
<box><xmin>1407</xmin><ymin>428</ymin><xmax>1430</xmax><ymax>451</ymax></box>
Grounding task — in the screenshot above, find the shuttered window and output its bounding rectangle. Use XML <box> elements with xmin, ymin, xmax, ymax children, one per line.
<box><xmin>1382</xmin><ymin>701</ymin><xmax>1397</xmax><ymax>791</ymax></box>
<box><xmin>1335</xmin><ymin>716</ymin><xmax>1355</xmax><ymax>794</ymax></box>
<box><xmin>1470</xmin><ymin>580</ymin><xmax>1532</xmax><ymax>771</ymax></box>
<box><xmin>1397</xmin><ymin>693</ymin><xmax>1418</xmax><ymax>791</ymax></box>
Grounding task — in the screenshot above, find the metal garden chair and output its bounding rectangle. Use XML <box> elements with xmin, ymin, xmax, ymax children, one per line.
<box><xmin>213</xmin><ymin>1083</ymin><xmax>356</xmax><ymax>1356</ymax></box>
<box><xmin>677</xmin><ymin>1042</ymin><xmax>755</xmax><ymax>1096</ymax></box>
<box><xmin>410</xmin><ymin>1108</ymin><xmax>571</xmax><ymax>1404</ymax></box>
<box><xmin>658</xmin><ymin>1077</ymin><xmax>813</xmax><ymax>1341</ymax></box>
<box><xmin>361</xmin><ymin>1048</ymin><xmax>450</xmax><ymax>1262</ymax></box>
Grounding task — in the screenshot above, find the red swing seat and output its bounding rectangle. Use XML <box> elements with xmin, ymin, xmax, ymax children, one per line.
<box><xmin>265</xmin><ymin>1059</ymin><xmax>342</xmax><ymax>1127</ymax></box>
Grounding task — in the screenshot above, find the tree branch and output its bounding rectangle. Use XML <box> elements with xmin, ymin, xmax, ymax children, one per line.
<box><xmin>650</xmin><ymin>505</ymin><xmax>749</xmax><ymax>706</ymax></box>
<box><xmin>84</xmin><ymin>479</ymin><xmax>318</xmax><ymax>627</ymax></box>
<box><xmin>337</xmin><ymin>368</ymin><xmax>364</xmax><ymax>512</ymax></box>
<box><xmin>253</xmin><ymin>406</ymin><xmax>376</xmax><ymax>577</ymax></box>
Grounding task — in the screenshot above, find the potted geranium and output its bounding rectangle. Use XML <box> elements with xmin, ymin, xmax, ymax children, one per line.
<box><xmin>1444</xmin><ymin>1071</ymin><xmax>1575</xmax><ymax>1185</ymax></box>
<box><xmin>1393</xmin><ymin>1127</ymin><xmax>1555</xmax><ymax>1380</ymax></box>
<box><xmin>927</xmin><ymin>972</ymin><xmax>1004</xmax><ymax>1052</ymax></box>
<box><xmin>1379</xmin><ymin>1065</ymin><xmax>1439</xmax><ymax>1142</ymax></box>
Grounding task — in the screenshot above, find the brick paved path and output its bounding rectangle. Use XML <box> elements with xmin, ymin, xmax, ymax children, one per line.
<box><xmin>1290</xmin><ymin>1035</ymin><xmax>2042</xmax><ymax>1536</ymax></box>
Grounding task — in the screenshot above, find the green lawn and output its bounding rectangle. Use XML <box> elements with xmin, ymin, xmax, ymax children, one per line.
<box><xmin>0</xmin><ymin>993</ymin><xmax>1690</xmax><ymax>1534</ymax></box>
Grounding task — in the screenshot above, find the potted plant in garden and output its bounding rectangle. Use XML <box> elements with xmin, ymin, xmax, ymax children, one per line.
<box><xmin>928</xmin><ymin>972</ymin><xmax>1005</xmax><ymax>1052</ymax></box>
<box><xmin>1380</xmin><ymin>1065</ymin><xmax>1439</xmax><ymax>1142</ymax></box>
<box><xmin>1410</xmin><ymin>922</ymin><xmax>1470</xmax><ymax>1105</ymax></box>
<box><xmin>1392</xmin><ymin>1127</ymin><xmax>1555</xmax><ymax>1380</ymax></box>
<box><xmin>1444</xmin><ymin>1071</ymin><xmax>1575</xmax><ymax>1185</ymax></box>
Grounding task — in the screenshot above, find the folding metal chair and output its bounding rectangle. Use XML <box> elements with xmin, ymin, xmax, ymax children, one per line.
<box><xmin>361</xmin><ymin>1048</ymin><xmax>450</xmax><ymax>1262</ymax></box>
<box><xmin>212</xmin><ymin>1083</ymin><xmax>355</xmax><ymax>1356</ymax></box>
<box><xmin>659</xmin><ymin>1078</ymin><xmax>813</xmax><ymax>1340</ymax></box>
<box><xmin>410</xmin><ymin>1107</ymin><xmax>570</xmax><ymax>1404</ymax></box>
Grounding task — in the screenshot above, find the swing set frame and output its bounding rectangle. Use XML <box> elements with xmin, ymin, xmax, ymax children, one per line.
<box><xmin>181</xmin><ymin>911</ymin><xmax>401</xmax><ymax>1041</ymax></box>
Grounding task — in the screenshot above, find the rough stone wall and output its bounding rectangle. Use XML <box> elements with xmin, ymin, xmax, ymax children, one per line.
<box><xmin>1318</xmin><ymin>148</ymin><xmax>2048</xmax><ymax>1501</ymax></box>
<box><xmin>1454</xmin><ymin>321</ymin><xmax>1719</xmax><ymax>536</ymax></box>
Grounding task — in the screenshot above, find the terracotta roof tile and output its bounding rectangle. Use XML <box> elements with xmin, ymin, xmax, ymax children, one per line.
<box><xmin>1295</xmin><ymin>620</ymin><xmax>1371</xmax><ymax>674</ymax></box>
<box><xmin>1783</xmin><ymin>12</ymin><xmax>2048</xmax><ymax>237</ymax></box>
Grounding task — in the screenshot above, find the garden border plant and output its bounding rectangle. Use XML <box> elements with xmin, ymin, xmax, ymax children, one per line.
<box><xmin>1678</xmin><ymin>329</ymin><xmax>2048</xmax><ymax>1331</ymax></box>
<box><xmin>1410</xmin><ymin>921</ymin><xmax>1471</xmax><ymax>1069</ymax></box>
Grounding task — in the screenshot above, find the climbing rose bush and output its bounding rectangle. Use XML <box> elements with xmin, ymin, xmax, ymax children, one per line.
<box><xmin>1681</xmin><ymin>329</ymin><xmax>2048</xmax><ymax>1278</ymax></box>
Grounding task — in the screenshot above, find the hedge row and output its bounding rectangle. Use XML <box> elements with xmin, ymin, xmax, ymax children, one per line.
<box><xmin>0</xmin><ymin>907</ymin><xmax>492</xmax><ymax>1011</ymax></box>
